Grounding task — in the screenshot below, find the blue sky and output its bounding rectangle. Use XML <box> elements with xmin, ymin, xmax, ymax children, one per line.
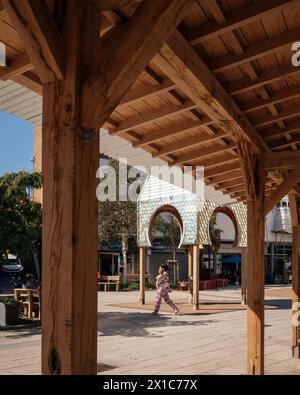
<box><xmin>0</xmin><ymin>111</ymin><xmax>34</xmax><ymax>175</ymax></box>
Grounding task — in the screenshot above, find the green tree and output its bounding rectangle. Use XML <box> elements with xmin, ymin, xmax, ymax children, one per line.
<box><xmin>209</xmin><ymin>213</ymin><xmax>223</xmax><ymax>279</ymax></box>
<box><xmin>150</xmin><ymin>214</ymin><xmax>181</xmax><ymax>261</ymax></box>
<box><xmin>0</xmin><ymin>171</ymin><xmax>42</xmax><ymax>263</ymax></box>
<box><xmin>98</xmin><ymin>159</ymin><xmax>143</xmax><ymax>279</ymax></box>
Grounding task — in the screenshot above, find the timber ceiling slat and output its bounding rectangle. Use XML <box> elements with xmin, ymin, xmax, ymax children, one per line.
<box><xmin>110</xmin><ymin>100</ymin><xmax>197</xmax><ymax>135</ymax></box>
<box><xmin>132</xmin><ymin>118</ymin><xmax>212</xmax><ymax>148</ymax></box>
<box><xmin>210</xmin><ymin>26</ymin><xmax>300</xmax><ymax>74</ymax></box>
<box><xmin>187</xmin><ymin>0</ymin><xmax>298</xmax><ymax>45</ymax></box>
<box><xmin>153</xmin><ymin>130</ymin><xmax>228</xmax><ymax>158</ymax></box>
<box><xmin>2</xmin><ymin>0</ymin><xmax>300</xmax><ymax>203</ymax></box>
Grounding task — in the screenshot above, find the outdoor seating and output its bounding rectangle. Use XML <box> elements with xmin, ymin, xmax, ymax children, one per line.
<box><xmin>98</xmin><ymin>275</ymin><xmax>120</xmax><ymax>291</ymax></box>
<box><xmin>14</xmin><ymin>288</ymin><xmax>40</xmax><ymax>319</ymax></box>
<box><xmin>126</xmin><ymin>274</ymin><xmax>151</xmax><ymax>283</ymax></box>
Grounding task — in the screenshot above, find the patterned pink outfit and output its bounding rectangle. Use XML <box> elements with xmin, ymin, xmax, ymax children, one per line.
<box><xmin>154</xmin><ymin>272</ymin><xmax>178</xmax><ymax>313</ymax></box>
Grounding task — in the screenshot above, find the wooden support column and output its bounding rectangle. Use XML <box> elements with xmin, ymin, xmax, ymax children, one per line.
<box><xmin>139</xmin><ymin>247</ymin><xmax>145</xmax><ymax>305</ymax></box>
<box><xmin>192</xmin><ymin>245</ymin><xmax>199</xmax><ymax>310</ymax></box>
<box><xmin>42</xmin><ymin>1</ymin><xmax>99</xmax><ymax>375</ymax></box>
<box><xmin>241</xmin><ymin>247</ymin><xmax>247</xmax><ymax>305</ymax></box>
<box><xmin>289</xmin><ymin>193</ymin><xmax>300</xmax><ymax>358</ymax></box>
<box><xmin>188</xmin><ymin>245</ymin><xmax>193</xmax><ymax>279</ymax></box>
<box><xmin>246</xmin><ymin>154</ymin><xmax>266</xmax><ymax>375</ymax></box>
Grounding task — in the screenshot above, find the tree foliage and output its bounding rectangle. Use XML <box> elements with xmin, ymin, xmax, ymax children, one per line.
<box><xmin>209</xmin><ymin>213</ymin><xmax>223</xmax><ymax>256</ymax></box>
<box><xmin>98</xmin><ymin>159</ymin><xmax>139</xmax><ymax>250</ymax></box>
<box><xmin>0</xmin><ymin>171</ymin><xmax>42</xmax><ymax>261</ymax></box>
<box><xmin>150</xmin><ymin>214</ymin><xmax>181</xmax><ymax>260</ymax></box>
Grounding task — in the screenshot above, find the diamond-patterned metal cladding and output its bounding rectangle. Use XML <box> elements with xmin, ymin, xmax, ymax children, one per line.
<box><xmin>137</xmin><ymin>176</ymin><xmax>247</xmax><ymax>247</ymax></box>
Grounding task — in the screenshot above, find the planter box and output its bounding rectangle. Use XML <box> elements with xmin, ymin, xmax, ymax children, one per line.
<box><xmin>5</xmin><ymin>305</ymin><xmax>20</xmax><ymax>325</ymax></box>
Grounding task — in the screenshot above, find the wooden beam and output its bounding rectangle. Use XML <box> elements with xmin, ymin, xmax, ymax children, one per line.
<box><xmin>154</xmin><ymin>130</ymin><xmax>227</xmax><ymax>158</ymax></box>
<box><xmin>242</xmin><ymin>84</ymin><xmax>300</xmax><ymax>113</ymax></box>
<box><xmin>82</xmin><ymin>0</ymin><xmax>195</xmax><ymax>129</ymax></box>
<box><xmin>187</xmin><ymin>0</ymin><xmax>298</xmax><ymax>46</ymax></box>
<box><xmin>41</xmin><ymin>0</ymin><xmax>99</xmax><ymax>375</ymax></box>
<box><xmin>0</xmin><ymin>1</ymin><xmax>5</xmax><ymax>19</ymax></box>
<box><xmin>174</xmin><ymin>142</ymin><xmax>236</xmax><ymax>165</ymax></box>
<box><xmin>216</xmin><ymin>177</ymin><xmax>244</xmax><ymax>190</ymax></box>
<box><xmin>247</xmin><ymin>154</ymin><xmax>266</xmax><ymax>375</ymax></box>
<box><xmin>118</xmin><ymin>78</ymin><xmax>176</xmax><ymax>107</ymax></box>
<box><xmin>224</xmin><ymin>184</ymin><xmax>245</xmax><ymax>194</ymax></box>
<box><xmin>139</xmin><ymin>247</ymin><xmax>145</xmax><ymax>305</ymax></box>
<box><xmin>3</xmin><ymin>0</ymin><xmax>64</xmax><ymax>83</ymax></box>
<box><xmin>254</xmin><ymin>105</ymin><xmax>300</xmax><ymax>128</ymax></box>
<box><xmin>94</xmin><ymin>0</ymin><xmax>142</xmax><ymax>12</ymax></box>
<box><xmin>211</xmin><ymin>26</ymin><xmax>300</xmax><ymax>74</ymax></box>
<box><xmin>0</xmin><ymin>53</ymin><xmax>33</xmax><ymax>80</ymax></box>
<box><xmin>264</xmin><ymin>165</ymin><xmax>300</xmax><ymax>215</ymax></box>
<box><xmin>263</xmin><ymin>151</ymin><xmax>300</xmax><ymax>170</ymax></box>
<box><xmin>153</xmin><ymin>30</ymin><xmax>269</xmax><ymax>153</ymax></box>
<box><xmin>204</xmin><ymin>162</ymin><xmax>240</xmax><ymax>178</ymax></box>
<box><xmin>12</xmin><ymin>72</ymin><xmax>43</xmax><ymax>95</ymax></box>
<box><xmin>269</xmin><ymin>132</ymin><xmax>300</xmax><ymax>150</ymax></box>
<box><xmin>207</xmin><ymin>170</ymin><xmax>242</xmax><ymax>185</ymax></box>
<box><xmin>228</xmin><ymin>63</ymin><xmax>300</xmax><ymax>96</ymax></box>
<box><xmin>262</xmin><ymin>119</ymin><xmax>300</xmax><ymax>140</ymax></box>
<box><xmin>289</xmin><ymin>193</ymin><xmax>299</xmax><ymax>227</ymax></box>
<box><xmin>194</xmin><ymin>154</ymin><xmax>238</xmax><ymax>169</ymax></box>
<box><xmin>110</xmin><ymin>100</ymin><xmax>197</xmax><ymax>136</ymax></box>
<box><xmin>133</xmin><ymin>118</ymin><xmax>211</xmax><ymax>148</ymax></box>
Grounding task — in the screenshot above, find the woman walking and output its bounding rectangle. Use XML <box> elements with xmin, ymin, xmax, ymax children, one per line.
<box><xmin>152</xmin><ymin>264</ymin><xmax>179</xmax><ymax>315</ymax></box>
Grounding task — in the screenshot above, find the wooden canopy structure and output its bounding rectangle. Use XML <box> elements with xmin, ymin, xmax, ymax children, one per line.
<box><xmin>1</xmin><ymin>0</ymin><xmax>300</xmax><ymax>375</ymax></box>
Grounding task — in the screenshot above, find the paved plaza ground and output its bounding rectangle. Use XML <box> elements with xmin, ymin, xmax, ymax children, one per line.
<box><xmin>0</xmin><ymin>286</ymin><xmax>299</xmax><ymax>375</ymax></box>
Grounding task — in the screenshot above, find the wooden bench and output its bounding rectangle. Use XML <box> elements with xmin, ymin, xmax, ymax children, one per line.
<box><xmin>126</xmin><ymin>274</ymin><xmax>151</xmax><ymax>282</ymax></box>
<box><xmin>14</xmin><ymin>288</ymin><xmax>41</xmax><ymax>319</ymax></box>
<box><xmin>98</xmin><ymin>275</ymin><xmax>120</xmax><ymax>291</ymax></box>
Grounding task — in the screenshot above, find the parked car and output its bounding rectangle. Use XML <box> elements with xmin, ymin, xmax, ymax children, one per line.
<box><xmin>1</xmin><ymin>256</ymin><xmax>23</xmax><ymax>274</ymax></box>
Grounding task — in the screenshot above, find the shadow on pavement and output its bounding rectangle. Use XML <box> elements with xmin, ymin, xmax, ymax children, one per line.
<box><xmin>98</xmin><ymin>311</ymin><xmax>217</xmax><ymax>338</ymax></box>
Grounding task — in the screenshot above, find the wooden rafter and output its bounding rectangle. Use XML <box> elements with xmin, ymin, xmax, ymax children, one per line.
<box><xmin>215</xmin><ymin>177</ymin><xmax>244</xmax><ymax>190</ymax></box>
<box><xmin>192</xmin><ymin>153</ymin><xmax>238</xmax><ymax>169</ymax></box>
<box><xmin>154</xmin><ymin>130</ymin><xmax>228</xmax><ymax>158</ymax></box>
<box><xmin>118</xmin><ymin>78</ymin><xmax>176</xmax><ymax>108</ymax></box>
<box><xmin>94</xmin><ymin>0</ymin><xmax>142</xmax><ymax>12</ymax></box>
<box><xmin>262</xmin><ymin>119</ymin><xmax>300</xmax><ymax>140</ymax></box>
<box><xmin>206</xmin><ymin>169</ymin><xmax>242</xmax><ymax>185</ymax></box>
<box><xmin>210</xmin><ymin>26</ymin><xmax>300</xmax><ymax>74</ymax></box>
<box><xmin>3</xmin><ymin>0</ymin><xmax>64</xmax><ymax>83</ymax></box>
<box><xmin>174</xmin><ymin>142</ymin><xmax>236</xmax><ymax>166</ymax></box>
<box><xmin>0</xmin><ymin>53</ymin><xmax>33</xmax><ymax>80</ymax></box>
<box><xmin>228</xmin><ymin>63</ymin><xmax>300</xmax><ymax>96</ymax></box>
<box><xmin>133</xmin><ymin>118</ymin><xmax>211</xmax><ymax>148</ymax></box>
<box><xmin>264</xmin><ymin>164</ymin><xmax>300</xmax><ymax>215</ymax></box>
<box><xmin>242</xmin><ymin>84</ymin><xmax>300</xmax><ymax>114</ymax></box>
<box><xmin>153</xmin><ymin>30</ymin><xmax>268</xmax><ymax>153</ymax></box>
<box><xmin>81</xmin><ymin>0</ymin><xmax>195</xmax><ymax>129</ymax></box>
<box><xmin>110</xmin><ymin>100</ymin><xmax>197</xmax><ymax>136</ymax></box>
<box><xmin>12</xmin><ymin>72</ymin><xmax>42</xmax><ymax>95</ymax></box>
<box><xmin>187</xmin><ymin>0</ymin><xmax>298</xmax><ymax>46</ymax></box>
<box><xmin>204</xmin><ymin>162</ymin><xmax>240</xmax><ymax>178</ymax></box>
<box><xmin>269</xmin><ymin>133</ymin><xmax>300</xmax><ymax>150</ymax></box>
<box><xmin>254</xmin><ymin>105</ymin><xmax>300</xmax><ymax>128</ymax></box>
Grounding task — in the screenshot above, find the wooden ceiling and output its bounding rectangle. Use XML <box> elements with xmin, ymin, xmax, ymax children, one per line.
<box><xmin>1</xmin><ymin>0</ymin><xmax>300</xmax><ymax>202</ymax></box>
